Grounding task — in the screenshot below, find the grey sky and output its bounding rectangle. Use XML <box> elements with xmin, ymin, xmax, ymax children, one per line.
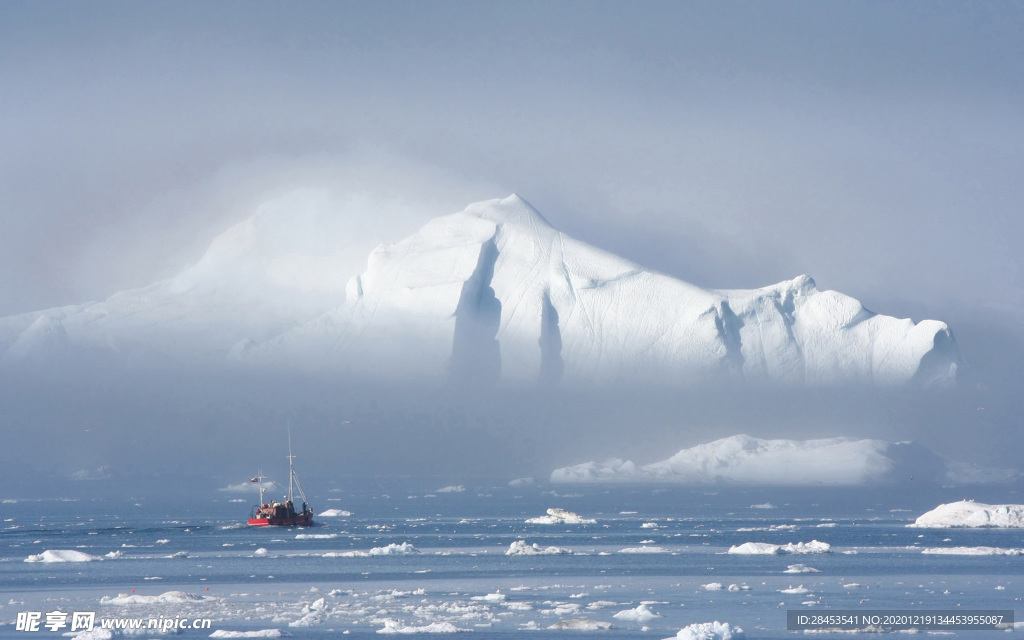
<box><xmin>3</xmin><ymin>0</ymin><xmax>1023</xmax><ymax>327</ymax></box>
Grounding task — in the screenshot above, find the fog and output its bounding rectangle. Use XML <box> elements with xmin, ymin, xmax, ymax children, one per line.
<box><xmin>2</xmin><ymin>2</ymin><xmax>1023</xmax><ymax>496</ymax></box>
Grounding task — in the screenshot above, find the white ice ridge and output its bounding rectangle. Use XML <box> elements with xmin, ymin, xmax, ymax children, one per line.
<box><xmin>525</xmin><ymin>508</ymin><xmax>596</xmax><ymax>524</ymax></box>
<box><xmin>665</xmin><ymin>621</ymin><xmax>745</xmax><ymax>640</ymax></box>
<box><xmin>613</xmin><ymin>604</ymin><xmax>662</xmax><ymax>621</ymax></box>
<box><xmin>0</xmin><ymin>194</ymin><xmax>958</xmax><ymax>388</ymax></box>
<box><xmin>552</xmin><ymin>434</ymin><xmax>920</xmax><ymax>486</ymax></box>
<box><xmin>317</xmin><ymin>508</ymin><xmax>352</xmax><ymax>517</ymax></box>
<box><xmin>909</xmin><ymin>500</ymin><xmax>1024</xmax><ymax>528</ymax></box>
<box><xmin>99</xmin><ymin>591</ymin><xmax>208</xmax><ymax>605</ymax></box>
<box><xmin>377</xmin><ymin>618</ymin><xmax>470</xmax><ymax>634</ymax></box>
<box><xmin>209</xmin><ymin>631</ymin><xmax>290</xmax><ymax>639</ymax></box>
<box><xmin>920</xmin><ymin>546</ymin><xmax>1023</xmax><ymax>555</ymax></box>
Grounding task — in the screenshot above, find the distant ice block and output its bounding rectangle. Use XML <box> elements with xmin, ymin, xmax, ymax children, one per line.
<box><xmin>728</xmin><ymin>540</ymin><xmax>831</xmax><ymax>555</ymax></box>
<box><xmin>910</xmin><ymin>500</ymin><xmax>1024</xmax><ymax>528</ymax></box>
<box><xmin>613</xmin><ymin>603</ymin><xmax>661</xmax><ymax>621</ymax></box>
<box><xmin>506</xmin><ymin>540</ymin><xmax>573</xmax><ymax>556</ymax></box>
<box><xmin>317</xmin><ymin>508</ymin><xmax>352</xmax><ymax>517</ymax></box>
<box><xmin>526</xmin><ymin>508</ymin><xmax>595</xmax><ymax>524</ymax></box>
<box><xmin>24</xmin><ymin>549</ymin><xmax>100</xmax><ymax>563</ymax></box>
<box><xmin>665</xmin><ymin>621</ymin><xmax>745</xmax><ymax>640</ymax></box>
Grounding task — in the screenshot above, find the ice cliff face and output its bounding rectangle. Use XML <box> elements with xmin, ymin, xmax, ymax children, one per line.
<box><xmin>0</xmin><ymin>194</ymin><xmax>957</xmax><ymax>387</ymax></box>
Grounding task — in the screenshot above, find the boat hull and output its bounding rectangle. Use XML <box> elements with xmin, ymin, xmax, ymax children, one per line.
<box><xmin>247</xmin><ymin>514</ymin><xmax>313</xmax><ymax>527</ymax></box>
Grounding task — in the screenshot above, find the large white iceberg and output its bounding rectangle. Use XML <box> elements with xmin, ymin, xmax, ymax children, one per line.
<box><xmin>910</xmin><ymin>501</ymin><xmax>1024</xmax><ymax>528</ymax></box>
<box><xmin>526</xmin><ymin>508</ymin><xmax>596</xmax><ymax>524</ymax></box>
<box><xmin>0</xmin><ymin>195</ymin><xmax>957</xmax><ymax>388</ymax></box>
<box><xmin>552</xmin><ymin>434</ymin><xmax>940</xmax><ymax>486</ymax></box>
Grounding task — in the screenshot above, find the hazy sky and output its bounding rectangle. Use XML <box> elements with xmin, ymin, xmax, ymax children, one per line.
<box><xmin>3</xmin><ymin>1</ymin><xmax>1023</xmax><ymax>327</ymax></box>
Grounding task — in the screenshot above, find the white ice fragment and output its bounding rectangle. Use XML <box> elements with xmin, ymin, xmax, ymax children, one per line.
<box><xmin>506</xmin><ymin>540</ymin><xmax>573</xmax><ymax>556</ymax></box>
<box><xmin>526</xmin><ymin>508</ymin><xmax>595</xmax><ymax>524</ymax></box>
<box><xmin>664</xmin><ymin>620</ymin><xmax>745</xmax><ymax>640</ymax></box>
<box><xmin>613</xmin><ymin>603</ymin><xmax>661</xmax><ymax>621</ymax></box>
<box><xmin>25</xmin><ymin>549</ymin><xmax>100</xmax><ymax>563</ymax></box>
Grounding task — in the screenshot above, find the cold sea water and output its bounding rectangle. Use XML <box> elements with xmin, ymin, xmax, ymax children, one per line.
<box><xmin>1</xmin><ymin>484</ymin><xmax>1021</xmax><ymax>639</ymax></box>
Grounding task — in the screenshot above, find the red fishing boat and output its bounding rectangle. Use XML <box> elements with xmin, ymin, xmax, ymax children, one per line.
<box><xmin>248</xmin><ymin>438</ymin><xmax>314</xmax><ymax>527</ymax></box>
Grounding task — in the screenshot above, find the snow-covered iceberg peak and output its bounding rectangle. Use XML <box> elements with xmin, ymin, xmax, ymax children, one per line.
<box><xmin>1</xmin><ymin>194</ymin><xmax>959</xmax><ymax>388</ymax></box>
<box><xmin>251</xmin><ymin>194</ymin><xmax>958</xmax><ymax>387</ymax></box>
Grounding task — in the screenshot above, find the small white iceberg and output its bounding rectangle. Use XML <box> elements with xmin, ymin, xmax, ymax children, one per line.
<box><xmin>526</xmin><ymin>508</ymin><xmax>595</xmax><ymax>524</ymax></box>
<box><xmin>318</xmin><ymin>509</ymin><xmax>352</xmax><ymax>517</ymax></box>
<box><xmin>727</xmin><ymin>540</ymin><xmax>830</xmax><ymax>555</ymax></box>
<box><xmin>665</xmin><ymin>621</ymin><xmax>745</xmax><ymax>640</ymax></box>
<box><xmin>377</xmin><ymin>619</ymin><xmax>469</xmax><ymax>634</ymax></box>
<box><xmin>547</xmin><ymin>618</ymin><xmax>614</xmax><ymax>631</ymax></box>
<box><xmin>613</xmin><ymin>603</ymin><xmax>661</xmax><ymax>622</ymax></box>
<box><xmin>25</xmin><ymin>549</ymin><xmax>100</xmax><ymax>563</ymax></box>
<box><xmin>506</xmin><ymin>540</ymin><xmax>573</xmax><ymax>556</ymax></box>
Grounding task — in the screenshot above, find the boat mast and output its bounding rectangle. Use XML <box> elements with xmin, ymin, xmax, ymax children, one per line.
<box><xmin>287</xmin><ymin>427</ymin><xmax>295</xmax><ymax>504</ymax></box>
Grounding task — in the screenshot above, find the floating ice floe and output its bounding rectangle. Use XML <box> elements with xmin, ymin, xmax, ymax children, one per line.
<box><xmin>506</xmin><ymin>540</ymin><xmax>573</xmax><ymax>556</ymax></box>
<box><xmin>323</xmin><ymin>542</ymin><xmax>419</xmax><ymax>557</ymax></box>
<box><xmin>783</xmin><ymin>564</ymin><xmax>820</xmax><ymax>573</ymax></box>
<box><xmin>618</xmin><ymin>546</ymin><xmax>670</xmax><ymax>554</ymax></box>
<box><xmin>317</xmin><ymin>509</ymin><xmax>353</xmax><ymax>517</ymax></box>
<box><xmin>100</xmin><ymin>591</ymin><xmax>208</xmax><ymax>605</ymax></box>
<box><xmin>727</xmin><ymin>540</ymin><xmax>831</xmax><ymax>555</ymax></box>
<box><xmin>470</xmin><ymin>592</ymin><xmax>506</xmax><ymax>602</ymax></box>
<box><xmin>778</xmin><ymin>585</ymin><xmax>811</xmax><ymax>594</ymax></box>
<box><xmin>920</xmin><ymin>546</ymin><xmax>1023</xmax><ymax>555</ymax></box>
<box><xmin>209</xmin><ymin>631</ymin><xmax>290</xmax><ymax>638</ymax></box>
<box><xmin>377</xmin><ymin>619</ymin><xmax>470</xmax><ymax>634</ymax></box>
<box><xmin>526</xmin><ymin>508</ymin><xmax>595</xmax><ymax>524</ymax></box>
<box><xmin>665</xmin><ymin>620</ymin><xmax>745</xmax><ymax>640</ymax></box>
<box><xmin>910</xmin><ymin>501</ymin><xmax>1024</xmax><ymax>528</ymax></box>
<box><xmin>24</xmin><ymin>549</ymin><xmax>100</xmax><ymax>563</ymax></box>
<box><xmin>613</xmin><ymin>604</ymin><xmax>661</xmax><ymax>621</ymax></box>
<box><xmin>702</xmin><ymin>583</ymin><xmax>724</xmax><ymax>591</ymax></box>
<box><xmin>547</xmin><ymin>618</ymin><xmax>614</xmax><ymax>631</ymax></box>
<box><xmin>435</xmin><ymin>485</ymin><xmax>465</xmax><ymax>493</ymax></box>
<box><xmin>295</xmin><ymin>533</ymin><xmax>337</xmax><ymax>539</ymax></box>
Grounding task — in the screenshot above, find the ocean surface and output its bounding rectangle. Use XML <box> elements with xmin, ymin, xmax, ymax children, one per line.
<box><xmin>1</xmin><ymin>484</ymin><xmax>1021</xmax><ymax>639</ymax></box>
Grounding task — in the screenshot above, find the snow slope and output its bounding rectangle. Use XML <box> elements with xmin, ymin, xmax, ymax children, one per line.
<box><xmin>0</xmin><ymin>194</ymin><xmax>958</xmax><ymax>387</ymax></box>
<box><xmin>550</xmin><ymin>434</ymin><xmax>987</xmax><ymax>486</ymax></box>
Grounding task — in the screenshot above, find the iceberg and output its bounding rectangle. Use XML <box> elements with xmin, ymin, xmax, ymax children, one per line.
<box><xmin>728</xmin><ymin>540</ymin><xmax>831</xmax><ymax>555</ymax></box>
<box><xmin>920</xmin><ymin>546</ymin><xmax>1022</xmax><ymax>555</ymax></box>
<box><xmin>377</xmin><ymin>619</ymin><xmax>470</xmax><ymax>634</ymax></box>
<box><xmin>613</xmin><ymin>604</ymin><xmax>661</xmax><ymax>621</ymax></box>
<box><xmin>526</xmin><ymin>508</ymin><xmax>596</xmax><ymax>524</ymax></box>
<box><xmin>910</xmin><ymin>501</ymin><xmax>1024</xmax><ymax>528</ymax></box>
<box><xmin>1</xmin><ymin>195</ymin><xmax>957</xmax><ymax>388</ymax></box>
<box><xmin>665</xmin><ymin>621</ymin><xmax>745</xmax><ymax>640</ymax></box>
<box><xmin>550</xmin><ymin>434</ymin><xmax>999</xmax><ymax>486</ymax></box>
<box><xmin>24</xmin><ymin>549</ymin><xmax>100</xmax><ymax>563</ymax></box>
<box><xmin>506</xmin><ymin>540</ymin><xmax>573</xmax><ymax>556</ymax></box>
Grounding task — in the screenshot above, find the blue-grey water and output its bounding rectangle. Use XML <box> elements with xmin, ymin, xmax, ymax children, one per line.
<box><xmin>1</xmin><ymin>485</ymin><xmax>1021</xmax><ymax>638</ymax></box>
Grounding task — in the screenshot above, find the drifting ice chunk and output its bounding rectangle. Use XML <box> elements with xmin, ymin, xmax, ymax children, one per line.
<box><xmin>727</xmin><ymin>540</ymin><xmax>831</xmax><ymax>555</ymax></box>
<box><xmin>24</xmin><ymin>549</ymin><xmax>100</xmax><ymax>563</ymax></box>
<box><xmin>665</xmin><ymin>621</ymin><xmax>745</xmax><ymax>640</ymax></box>
<box><xmin>318</xmin><ymin>509</ymin><xmax>353</xmax><ymax>517</ymax></box>
<box><xmin>910</xmin><ymin>501</ymin><xmax>1024</xmax><ymax>528</ymax></box>
<box><xmin>506</xmin><ymin>540</ymin><xmax>573</xmax><ymax>555</ymax></box>
<box><xmin>547</xmin><ymin>619</ymin><xmax>614</xmax><ymax>631</ymax></box>
<box><xmin>921</xmin><ymin>546</ymin><xmax>1022</xmax><ymax>555</ymax></box>
<box><xmin>99</xmin><ymin>591</ymin><xmax>207</xmax><ymax>605</ymax></box>
<box><xmin>613</xmin><ymin>604</ymin><xmax>661</xmax><ymax>621</ymax></box>
<box><xmin>377</xmin><ymin>619</ymin><xmax>470</xmax><ymax>633</ymax></box>
<box><xmin>323</xmin><ymin>542</ymin><xmax>419</xmax><ymax>557</ymax></box>
<box><xmin>526</xmin><ymin>508</ymin><xmax>595</xmax><ymax>524</ymax></box>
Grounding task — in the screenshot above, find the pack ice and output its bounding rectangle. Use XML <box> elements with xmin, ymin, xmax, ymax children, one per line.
<box><xmin>0</xmin><ymin>194</ymin><xmax>958</xmax><ymax>387</ymax></box>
